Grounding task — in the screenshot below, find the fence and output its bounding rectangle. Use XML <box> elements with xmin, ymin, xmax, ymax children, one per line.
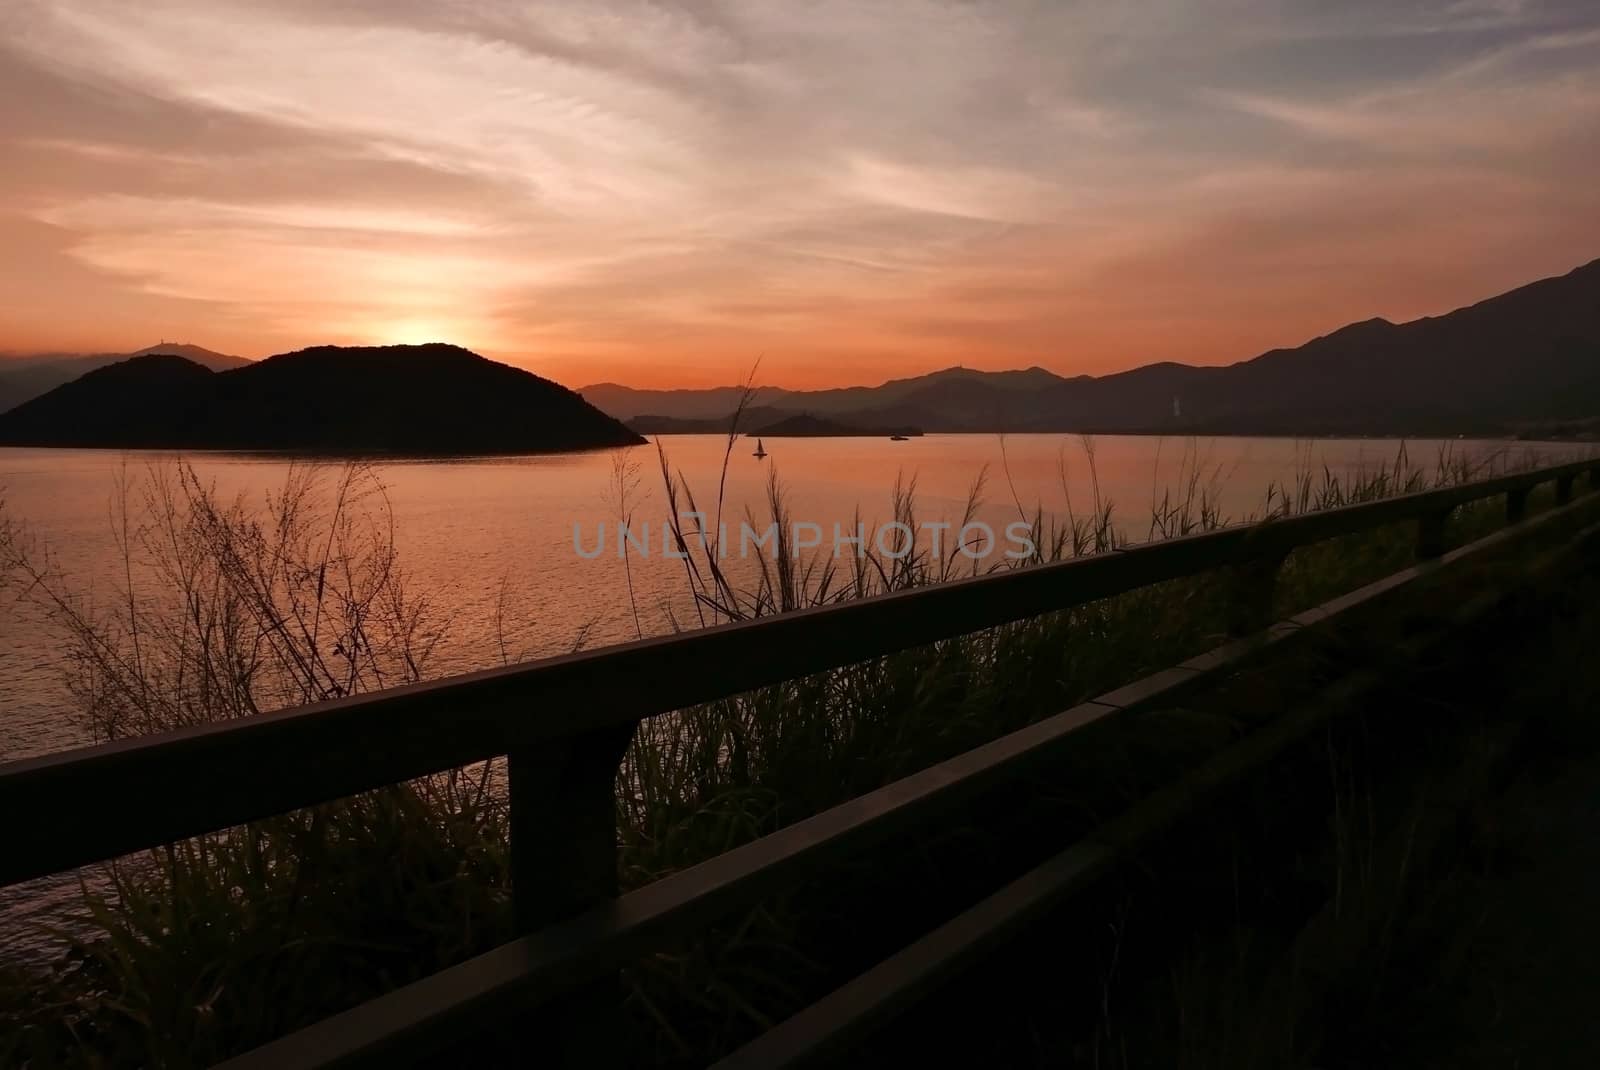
<box><xmin>2</xmin><ymin>457</ymin><xmax>1597</xmax><ymax>1066</ymax></box>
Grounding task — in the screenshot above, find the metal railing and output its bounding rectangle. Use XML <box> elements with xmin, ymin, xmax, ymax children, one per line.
<box><xmin>2</xmin><ymin>456</ymin><xmax>1596</xmax><ymax>1067</ymax></box>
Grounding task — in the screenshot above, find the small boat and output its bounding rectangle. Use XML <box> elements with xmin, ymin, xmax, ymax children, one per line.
<box><xmin>889</xmin><ymin>434</ymin><xmax>909</xmax><ymax>441</ymax></box>
<box><xmin>753</xmin><ymin>438</ymin><xmax>768</xmax><ymax>459</ymax></box>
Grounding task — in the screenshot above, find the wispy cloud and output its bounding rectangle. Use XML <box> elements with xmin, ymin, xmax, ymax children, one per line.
<box><xmin>0</xmin><ymin>0</ymin><xmax>1596</xmax><ymax>385</ymax></box>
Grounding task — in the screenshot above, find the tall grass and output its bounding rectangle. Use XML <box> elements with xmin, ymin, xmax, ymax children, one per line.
<box><xmin>0</xmin><ymin>438</ymin><xmax>1586</xmax><ymax>1066</ymax></box>
<box><xmin>973</xmin><ymin>540</ymin><xmax>1600</xmax><ymax>1069</ymax></box>
<box><xmin>611</xmin><ymin>435</ymin><xmax>1567</xmax><ymax>1059</ymax></box>
<box><xmin>0</xmin><ymin>464</ymin><xmax>512</xmax><ymax>1065</ymax></box>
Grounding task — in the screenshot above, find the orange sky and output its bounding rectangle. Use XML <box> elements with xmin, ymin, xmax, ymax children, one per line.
<box><xmin>2</xmin><ymin>1</ymin><xmax>1599</xmax><ymax>389</ymax></box>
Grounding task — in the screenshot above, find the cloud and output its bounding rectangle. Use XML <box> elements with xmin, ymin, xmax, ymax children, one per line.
<box><xmin>0</xmin><ymin>0</ymin><xmax>1596</xmax><ymax>383</ymax></box>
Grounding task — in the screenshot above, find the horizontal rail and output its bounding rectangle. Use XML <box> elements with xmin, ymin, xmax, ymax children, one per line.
<box><xmin>1</xmin><ymin>457</ymin><xmax>1594</xmax><ymax>887</ymax></box>
<box><xmin>713</xmin><ymin>510</ymin><xmax>1600</xmax><ymax>1069</ymax></box>
<box><xmin>222</xmin><ymin>479</ymin><xmax>1600</xmax><ymax>1070</ymax></box>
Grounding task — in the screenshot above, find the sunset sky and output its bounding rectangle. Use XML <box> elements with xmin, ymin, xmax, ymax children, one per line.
<box><xmin>2</xmin><ymin>0</ymin><xmax>1598</xmax><ymax>388</ymax></box>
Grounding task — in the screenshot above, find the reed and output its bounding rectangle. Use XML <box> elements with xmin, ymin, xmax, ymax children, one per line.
<box><xmin>0</xmin><ymin>438</ymin><xmax>1578</xmax><ymax>1066</ymax></box>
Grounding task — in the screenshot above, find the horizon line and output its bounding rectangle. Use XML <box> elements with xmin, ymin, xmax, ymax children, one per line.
<box><xmin>5</xmin><ymin>253</ymin><xmax>1596</xmax><ymax>393</ymax></box>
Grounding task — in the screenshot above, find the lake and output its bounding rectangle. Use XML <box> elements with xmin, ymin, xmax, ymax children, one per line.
<box><xmin>1</xmin><ymin>432</ymin><xmax>1595</xmax><ymax>960</ymax></box>
<box><xmin>2</xmin><ymin>434</ymin><xmax>1590</xmax><ymax>765</ymax></box>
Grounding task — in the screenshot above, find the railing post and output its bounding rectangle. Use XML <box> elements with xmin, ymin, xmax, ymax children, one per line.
<box><xmin>1227</xmin><ymin>551</ymin><xmax>1287</xmax><ymax>636</ymax></box>
<box><xmin>1505</xmin><ymin>487</ymin><xmax>1529</xmax><ymax>524</ymax></box>
<box><xmin>508</xmin><ymin>725</ymin><xmax>634</xmax><ymax>929</ymax></box>
<box><xmin>1556</xmin><ymin>473</ymin><xmax>1575</xmax><ymax>505</ymax></box>
<box><xmin>507</xmin><ymin>722</ymin><xmax>636</xmax><ymax>1061</ymax></box>
<box><xmin>1416</xmin><ymin>509</ymin><xmax>1449</xmax><ymax>560</ymax></box>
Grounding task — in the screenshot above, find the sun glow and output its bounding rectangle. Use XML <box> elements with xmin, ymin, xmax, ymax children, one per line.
<box><xmin>3</xmin><ymin>2</ymin><xmax>1597</xmax><ymax>379</ymax></box>
<box><xmin>376</xmin><ymin>319</ymin><xmax>453</xmax><ymax>347</ymax></box>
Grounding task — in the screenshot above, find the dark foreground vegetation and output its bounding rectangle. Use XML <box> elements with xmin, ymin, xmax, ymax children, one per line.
<box><xmin>0</xmin><ymin>441</ymin><xmax>1596</xmax><ymax>1066</ymax></box>
<box><xmin>880</xmin><ymin>501</ymin><xmax>1600</xmax><ymax>1068</ymax></box>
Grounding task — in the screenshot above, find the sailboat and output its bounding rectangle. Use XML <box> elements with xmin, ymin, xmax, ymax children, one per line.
<box><xmin>752</xmin><ymin>438</ymin><xmax>768</xmax><ymax>459</ymax></box>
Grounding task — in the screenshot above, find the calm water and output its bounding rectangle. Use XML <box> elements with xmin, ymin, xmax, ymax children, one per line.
<box><xmin>0</xmin><ymin>433</ymin><xmax>1592</xmax><ymax>958</ymax></box>
<box><xmin>1</xmin><ymin>434</ymin><xmax>1588</xmax><ymax>764</ymax></box>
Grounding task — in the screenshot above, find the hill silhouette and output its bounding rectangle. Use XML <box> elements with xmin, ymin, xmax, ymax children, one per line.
<box><xmin>752</xmin><ymin>413</ymin><xmax>924</xmax><ymax>438</ymax></box>
<box><xmin>0</xmin><ymin>344</ymin><xmax>248</xmax><ymax>414</ymax></box>
<box><xmin>583</xmin><ymin>257</ymin><xmax>1600</xmax><ymax>436</ymax></box>
<box><xmin>628</xmin><ymin>408</ymin><xmax>923</xmax><ymax>438</ymax></box>
<box><xmin>0</xmin><ymin>343</ymin><xmax>644</xmax><ymax>453</ymax></box>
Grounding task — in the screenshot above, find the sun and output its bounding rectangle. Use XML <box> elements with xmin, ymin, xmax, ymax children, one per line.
<box><xmin>377</xmin><ymin>319</ymin><xmax>452</xmax><ymax>346</ymax></box>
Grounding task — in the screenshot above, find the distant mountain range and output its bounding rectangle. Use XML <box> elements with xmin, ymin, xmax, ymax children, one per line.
<box><xmin>629</xmin><ymin>407</ymin><xmax>924</xmax><ymax>438</ymax></box>
<box><xmin>0</xmin><ymin>343</ymin><xmax>249</xmax><ymax>414</ymax></box>
<box><xmin>583</xmin><ymin>258</ymin><xmax>1600</xmax><ymax>437</ymax></box>
<box><xmin>4</xmin><ymin>258</ymin><xmax>1596</xmax><ymax>449</ymax></box>
<box><xmin>0</xmin><ymin>343</ymin><xmax>643</xmax><ymax>454</ymax></box>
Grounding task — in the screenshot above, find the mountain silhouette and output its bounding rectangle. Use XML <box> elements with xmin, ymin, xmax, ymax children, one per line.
<box><xmin>0</xmin><ymin>344</ymin><xmax>248</xmax><ymax>414</ymax></box>
<box><xmin>629</xmin><ymin>408</ymin><xmax>923</xmax><ymax>437</ymax></box>
<box><xmin>0</xmin><ymin>343</ymin><xmax>644</xmax><ymax>453</ymax></box>
<box><xmin>587</xmin><ymin>258</ymin><xmax>1600</xmax><ymax>436</ymax></box>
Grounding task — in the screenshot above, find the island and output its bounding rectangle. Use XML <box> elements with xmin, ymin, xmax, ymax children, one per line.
<box><xmin>628</xmin><ymin>408</ymin><xmax>924</xmax><ymax>438</ymax></box>
<box><xmin>0</xmin><ymin>343</ymin><xmax>645</xmax><ymax>454</ymax></box>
